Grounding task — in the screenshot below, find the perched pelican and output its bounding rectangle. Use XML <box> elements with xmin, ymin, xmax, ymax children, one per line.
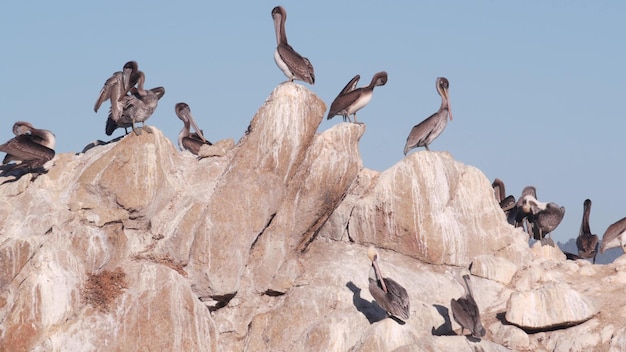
<box><xmin>599</xmin><ymin>216</ymin><xmax>626</xmax><ymax>254</ymax></box>
<box><xmin>271</xmin><ymin>6</ymin><xmax>315</xmax><ymax>84</ymax></box>
<box><xmin>367</xmin><ymin>246</ymin><xmax>410</xmax><ymax>321</ymax></box>
<box><xmin>175</xmin><ymin>102</ymin><xmax>212</xmax><ymax>154</ymax></box>
<box><xmin>94</xmin><ymin>61</ymin><xmax>140</xmax><ymax>122</ymax></box>
<box><xmin>523</xmin><ymin>195</ymin><xmax>565</xmax><ymax>240</ymax></box>
<box><xmin>492</xmin><ymin>178</ymin><xmax>515</xmax><ymax>213</ymax></box>
<box><xmin>327</xmin><ymin>72</ymin><xmax>388</xmax><ymax>123</ymax></box>
<box><xmin>508</xmin><ymin>186</ymin><xmax>537</xmax><ymax>231</ymax></box>
<box><xmin>450</xmin><ymin>274</ymin><xmax>485</xmax><ymax>338</ymax></box>
<box><xmin>105</xmin><ymin>71</ymin><xmax>165</xmax><ymax>136</ymax></box>
<box><xmin>576</xmin><ymin>199</ymin><xmax>599</xmax><ymax>263</ymax></box>
<box><xmin>0</xmin><ymin>121</ymin><xmax>55</xmax><ymax>171</ymax></box>
<box><xmin>403</xmin><ymin>77</ymin><xmax>452</xmax><ymax>154</ymax></box>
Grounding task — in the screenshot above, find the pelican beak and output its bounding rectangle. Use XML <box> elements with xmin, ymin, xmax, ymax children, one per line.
<box><xmin>444</xmin><ymin>89</ymin><xmax>453</xmax><ymax>121</ymax></box>
<box><xmin>372</xmin><ymin>259</ymin><xmax>388</xmax><ymax>293</ymax></box>
<box><xmin>185</xmin><ymin>110</ymin><xmax>208</xmax><ymax>143</ymax></box>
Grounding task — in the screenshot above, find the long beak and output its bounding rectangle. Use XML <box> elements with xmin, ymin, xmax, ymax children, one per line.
<box><xmin>187</xmin><ymin>111</ymin><xmax>208</xmax><ymax>143</ymax></box>
<box><xmin>444</xmin><ymin>89</ymin><xmax>453</xmax><ymax>121</ymax></box>
<box><xmin>372</xmin><ymin>259</ymin><xmax>388</xmax><ymax>293</ymax></box>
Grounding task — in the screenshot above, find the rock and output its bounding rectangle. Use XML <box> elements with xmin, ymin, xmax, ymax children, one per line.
<box><xmin>505</xmin><ymin>282</ymin><xmax>599</xmax><ymax>330</ymax></box>
<box><xmin>471</xmin><ymin>255</ymin><xmax>517</xmax><ymax>284</ymax></box>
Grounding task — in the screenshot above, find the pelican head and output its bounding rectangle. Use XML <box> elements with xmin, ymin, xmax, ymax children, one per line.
<box><xmin>367</xmin><ymin>246</ymin><xmax>388</xmax><ymax>293</ymax></box>
<box><xmin>372</xmin><ymin>71</ymin><xmax>388</xmax><ymax>87</ymax></box>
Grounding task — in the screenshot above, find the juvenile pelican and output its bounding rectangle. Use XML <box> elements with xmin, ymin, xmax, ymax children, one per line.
<box><xmin>367</xmin><ymin>246</ymin><xmax>410</xmax><ymax>321</ymax></box>
<box><xmin>599</xmin><ymin>216</ymin><xmax>626</xmax><ymax>254</ymax></box>
<box><xmin>175</xmin><ymin>102</ymin><xmax>212</xmax><ymax>154</ymax></box>
<box><xmin>94</xmin><ymin>61</ymin><xmax>140</xmax><ymax>122</ymax></box>
<box><xmin>403</xmin><ymin>77</ymin><xmax>452</xmax><ymax>154</ymax></box>
<box><xmin>105</xmin><ymin>72</ymin><xmax>165</xmax><ymax>136</ymax></box>
<box><xmin>576</xmin><ymin>199</ymin><xmax>599</xmax><ymax>263</ymax></box>
<box><xmin>327</xmin><ymin>72</ymin><xmax>388</xmax><ymax>123</ymax></box>
<box><xmin>450</xmin><ymin>274</ymin><xmax>485</xmax><ymax>338</ymax></box>
<box><xmin>271</xmin><ymin>6</ymin><xmax>315</xmax><ymax>84</ymax></box>
<box><xmin>0</xmin><ymin>121</ymin><xmax>55</xmax><ymax>171</ymax></box>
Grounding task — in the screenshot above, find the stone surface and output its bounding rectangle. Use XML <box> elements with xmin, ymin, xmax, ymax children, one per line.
<box><xmin>1</xmin><ymin>83</ymin><xmax>626</xmax><ymax>351</ymax></box>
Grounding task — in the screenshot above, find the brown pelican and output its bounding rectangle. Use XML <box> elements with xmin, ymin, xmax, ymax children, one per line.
<box><xmin>492</xmin><ymin>178</ymin><xmax>516</xmax><ymax>213</ymax></box>
<box><xmin>599</xmin><ymin>216</ymin><xmax>626</xmax><ymax>254</ymax></box>
<box><xmin>403</xmin><ymin>77</ymin><xmax>452</xmax><ymax>154</ymax></box>
<box><xmin>94</xmin><ymin>61</ymin><xmax>140</xmax><ymax>122</ymax></box>
<box><xmin>576</xmin><ymin>199</ymin><xmax>599</xmax><ymax>263</ymax></box>
<box><xmin>0</xmin><ymin>121</ymin><xmax>55</xmax><ymax>171</ymax></box>
<box><xmin>175</xmin><ymin>102</ymin><xmax>212</xmax><ymax>154</ymax></box>
<box><xmin>508</xmin><ymin>186</ymin><xmax>537</xmax><ymax>231</ymax></box>
<box><xmin>327</xmin><ymin>72</ymin><xmax>388</xmax><ymax>123</ymax></box>
<box><xmin>105</xmin><ymin>72</ymin><xmax>165</xmax><ymax>136</ymax></box>
<box><xmin>523</xmin><ymin>195</ymin><xmax>566</xmax><ymax>240</ymax></box>
<box><xmin>367</xmin><ymin>246</ymin><xmax>410</xmax><ymax>321</ymax></box>
<box><xmin>450</xmin><ymin>274</ymin><xmax>485</xmax><ymax>338</ymax></box>
<box><xmin>271</xmin><ymin>6</ymin><xmax>315</xmax><ymax>84</ymax></box>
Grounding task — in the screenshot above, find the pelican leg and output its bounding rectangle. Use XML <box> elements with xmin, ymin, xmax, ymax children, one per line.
<box><xmin>425</xmin><ymin>145</ymin><xmax>430</xmax><ymax>151</ymax></box>
<box><xmin>131</xmin><ymin>119</ymin><xmax>142</xmax><ymax>136</ymax></box>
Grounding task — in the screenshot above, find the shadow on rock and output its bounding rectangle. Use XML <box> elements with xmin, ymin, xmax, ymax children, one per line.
<box><xmin>432</xmin><ymin>304</ymin><xmax>455</xmax><ymax>336</ymax></box>
<box><xmin>346</xmin><ymin>281</ymin><xmax>388</xmax><ymax>324</ymax></box>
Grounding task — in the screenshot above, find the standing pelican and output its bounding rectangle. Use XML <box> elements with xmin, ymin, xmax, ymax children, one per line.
<box><xmin>599</xmin><ymin>216</ymin><xmax>626</xmax><ymax>254</ymax></box>
<box><xmin>367</xmin><ymin>246</ymin><xmax>410</xmax><ymax>321</ymax></box>
<box><xmin>0</xmin><ymin>121</ymin><xmax>55</xmax><ymax>171</ymax></box>
<box><xmin>175</xmin><ymin>102</ymin><xmax>212</xmax><ymax>154</ymax></box>
<box><xmin>327</xmin><ymin>72</ymin><xmax>388</xmax><ymax>123</ymax></box>
<box><xmin>271</xmin><ymin>6</ymin><xmax>315</xmax><ymax>84</ymax></box>
<box><xmin>105</xmin><ymin>71</ymin><xmax>165</xmax><ymax>136</ymax></box>
<box><xmin>576</xmin><ymin>199</ymin><xmax>599</xmax><ymax>263</ymax></box>
<box><xmin>94</xmin><ymin>61</ymin><xmax>140</xmax><ymax>122</ymax></box>
<box><xmin>450</xmin><ymin>274</ymin><xmax>486</xmax><ymax>338</ymax></box>
<box><xmin>508</xmin><ymin>186</ymin><xmax>537</xmax><ymax>231</ymax></box>
<box><xmin>403</xmin><ymin>77</ymin><xmax>452</xmax><ymax>154</ymax></box>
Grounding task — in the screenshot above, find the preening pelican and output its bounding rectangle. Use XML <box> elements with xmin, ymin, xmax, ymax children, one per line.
<box><xmin>175</xmin><ymin>102</ymin><xmax>212</xmax><ymax>154</ymax></box>
<box><xmin>105</xmin><ymin>71</ymin><xmax>165</xmax><ymax>136</ymax></box>
<box><xmin>576</xmin><ymin>199</ymin><xmax>599</xmax><ymax>263</ymax></box>
<box><xmin>367</xmin><ymin>246</ymin><xmax>410</xmax><ymax>321</ymax></box>
<box><xmin>522</xmin><ymin>195</ymin><xmax>565</xmax><ymax>240</ymax></box>
<box><xmin>0</xmin><ymin>121</ymin><xmax>55</xmax><ymax>171</ymax></box>
<box><xmin>94</xmin><ymin>61</ymin><xmax>140</xmax><ymax>122</ymax></box>
<box><xmin>450</xmin><ymin>274</ymin><xmax>485</xmax><ymax>338</ymax></box>
<box><xmin>403</xmin><ymin>77</ymin><xmax>452</xmax><ymax>154</ymax></box>
<box><xmin>327</xmin><ymin>72</ymin><xmax>388</xmax><ymax>123</ymax></box>
<box><xmin>600</xmin><ymin>216</ymin><xmax>626</xmax><ymax>254</ymax></box>
<box><xmin>271</xmin><ymin>6</ymin><xmax>315</xmax><ymax>84</ymax></box>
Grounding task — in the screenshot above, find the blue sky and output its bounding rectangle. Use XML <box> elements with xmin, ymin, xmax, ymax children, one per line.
<box><xmin>1</xmin><ymin>1</ymin><xmax>624</xmax><ymax>245</ymax></box>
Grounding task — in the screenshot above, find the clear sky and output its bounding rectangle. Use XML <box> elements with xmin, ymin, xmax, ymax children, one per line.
<box><xmin>1</xmin><ymin>1</ymin><xmax>624</xmax><ymax>245</ymax></box>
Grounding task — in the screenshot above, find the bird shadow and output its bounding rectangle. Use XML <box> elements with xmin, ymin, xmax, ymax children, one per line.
<box><xmin>0</xmin><ymin>164</ymin><xmax>46</xmax><ymax>184</ymax></box>
<box><xmin>346</xmin><ymin>281</ymin><xmax>388</xmax><ymax>324</ymax></box>
<box><xmin>79</xmin><ymin>135</ymin><xmax>124</xmax><ymax>154</ymax></box>
<box><xmin>431</xmin><ymin>304</ymin><xmax>455</xmax><ymax>336</ymax></box>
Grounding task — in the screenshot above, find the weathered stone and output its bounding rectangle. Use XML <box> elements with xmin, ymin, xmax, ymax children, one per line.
<box><xmin>505</xmin><ymin>282</ymin><xmax>599</xmax><ymax>330</ymax></box>
<box><xmin>471</xmin><ymin>255</ymin><xmax>517</xmax><ymax>284</ymax></box>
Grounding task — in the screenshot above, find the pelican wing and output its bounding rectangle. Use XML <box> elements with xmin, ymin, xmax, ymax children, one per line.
<box><xmin>600</xmin><ymin>217</ymin><xmax>626</xmax><ymax>253</ymax></box>
<box><xmin>369</xmin><ymin>277</ymin><xmax>410</xmax><ymax>320</ymax></box>
<box><xmin>276</xmin><ymin>43</ymin><xmax>315</xmax><ymax>84</ymax></box>
<box><xmin>338</xmin><ymin>74</ymin><xmax>360</xmax><ymax>95</ymax></box>
<box><xmin>0</xmin><ymin>135</ymin><xmax>55</xmax><ymax>164</ymax></box>
<box><xmin>327</xmin><ymin>89</ymin><xmax>363</xmax><ymax>119</ymax></box>
<box><xmin>403</xmin><ymin>112</ymin><xmax>439</xmax><ymax>154</ymax></box>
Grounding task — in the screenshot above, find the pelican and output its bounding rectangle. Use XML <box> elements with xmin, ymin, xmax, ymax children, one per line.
<box><xmin>576</xmin><ymin>199</ymin><xmax>599</xmax><ymax>263</ymax></box>
<box><xmin>175</xmin><ymin>102</ymin><xmax>212</xmax><ymax>154</ymax></box>
<box><xmin>450</xmin><ymin>274</ymin><xmax>485</xmax><ymax>338</ymax></box>
<box><xmin>327</xmin><ymin>72</ymin><xmax>388</xmax><ymax>123</ymax></box>
<box><xmin>508</xmin><ymin>186</ymin><xmax>537</xmax><ymax>231</ymax></box>
<box><xmin>523</xmin><ymin>195</ymin><xmax>565</xmax><ymax>240</ymax></box>
<box><xmin>599</xmin><ymin>216</ymin><xmax>626</xmax><ymax>254</ymax></box>
<box><xmin>0</xmin><ymin>121</ymin><xmax>55</xmax><ymax>171</ymax></box>
<box><xmin>403</xmin><ymin>77</ymin><xmax>452</xmax><ymax>154</ymax></box>
<box><xmin>105</xmin><ymin>72</ymin><xmax>165</xmax><ymax>136</ymax></box>
<box><xmin>94</xmin><ymin>61</ymin><xmax>140</xmax><ymax>122</ymax></box>
<box><xmin>367</xmin><ymin>246</ymin><xmax>410</xmax><ymax>321</ymax></box>
<box><xmin>271</xmin><ymin>6</ymin><xmax>315</xmax><ymax>84</ymax></box>
<box><xmin>492</xmin><ymin>178</ymin><xmax>515</xmax><ymax>213</ymax></box>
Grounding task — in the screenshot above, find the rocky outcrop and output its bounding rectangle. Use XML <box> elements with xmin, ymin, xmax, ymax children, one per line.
<box><xmin>1</xmin><ymin>82</ymin><xmax>625</xmax><ymax>351</ymax></box>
